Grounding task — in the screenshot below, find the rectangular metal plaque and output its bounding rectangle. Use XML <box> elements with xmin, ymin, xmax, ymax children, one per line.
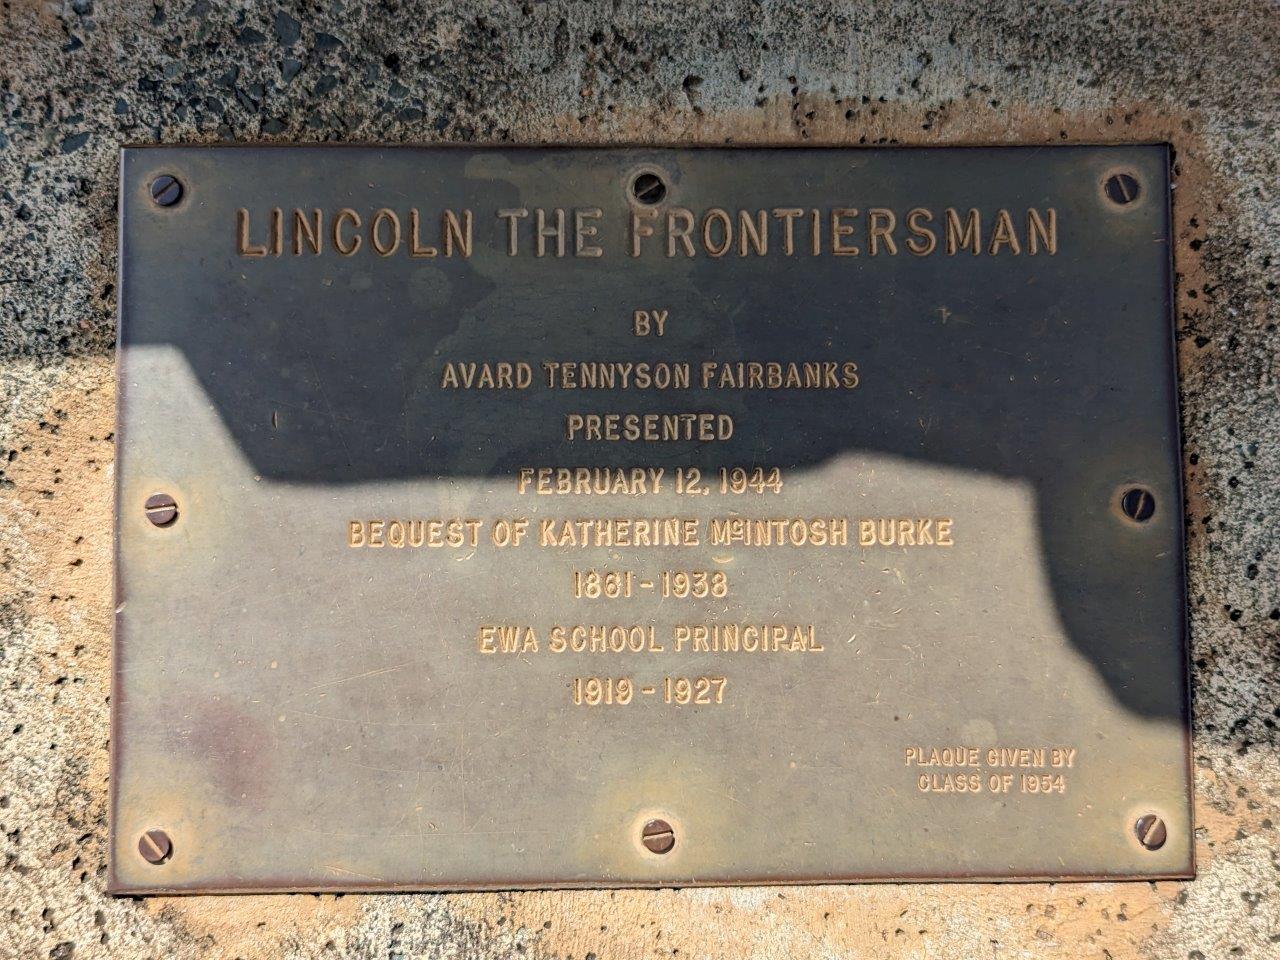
<box><xmin>113</xmin><ymin>145</ymin><xmax>1192</xmax><ymax>893</ymax></box>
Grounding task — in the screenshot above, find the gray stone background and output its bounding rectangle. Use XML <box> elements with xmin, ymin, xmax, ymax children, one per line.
<box><xmin>1</xmin><ymin>1</ymin><xmax>1276</xmax><ymax>957</ymax></box>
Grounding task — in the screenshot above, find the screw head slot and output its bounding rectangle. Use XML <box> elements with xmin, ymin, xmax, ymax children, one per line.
<box><xmin>1120</xmin><ymin>487</ymin><xmax>1156</xmax><ymax>523</ymax></box>
<box><xmin>138</xmin><ymin>829</ymin><xmax>173</xmax><ymax>864</ymax></box>
<box><xmin>144</xmin><ymin>492</ymin><xmax>179</xmax><ymax>527</ymax></box>
<box><xmin>640</xmin><ymin>818</ymin><xmax>676</xmax><ymax>854</ymax></box>
<box><xmin>1104</xmin><ymin>172</ymin><xmax>1140</xmax><ymax>206</ymax></box>
<box><xmin>1134</xmin><ymin>814</ymin><xmax>1167</xmax><ymax>850</ymax></box>
<box><xmin>150</xmin><ymin>175</ymin><xmax>183</xmax><ymax>207</ymax></box>
<box><xmin>630</xmin><ymin>172</ymin><xmax>667</xmax><ymax>206</ymax></box>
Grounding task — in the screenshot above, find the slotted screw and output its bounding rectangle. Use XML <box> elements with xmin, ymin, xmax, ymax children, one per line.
<box><xmin>138</xmin><ymin>829</ymin><xmax>173</xmax><ymax>864</ymax></box>
<box><xmin>1135</xmin><ymin>814</ymin><xmax>1167</xmax><ymax>850</ymax></box>
<box><xmin>631</xmin><ymin>172</ymin><xmax>667</xmax><ymax>205</ymax></box>
<box><xmin>1120</xmin><ymin>487</ymin><xmax>1155</xmax><ymax>522</ymax></box>
<box><xmin>144</xmin><ymin>492</ymin><xmax>178</xmax><ymax>527</ymax></box>
<box><xmin>150</xmin><ymin>175</ymin><xmax>183</xmax><ymax>207</ymax></box>
<box><xmin>1104</xmin><ymin>172</ymin><xmax>1140</xmax><ymax>205</ymax></box>
<box><xmin>641</xmin><ymin>818</ymin><xmax>675</xmax><ymax>854</ymax></box>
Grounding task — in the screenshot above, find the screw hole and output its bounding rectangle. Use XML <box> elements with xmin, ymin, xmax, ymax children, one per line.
<box><xmin>640</xmin><ymin>818</ymin><xmax>675</xmax><ymax>855</ymax></box>
<box><xmin>1120</xmin><ymin>487</ymin><xmax>1156</xmax><ymax>523</ymax></box>
<box><xmin>1134</xmin><ymin>814</ymin><xmax>1167</xmax><ymax>850</ymax></box>
<box><xmin>150</xmin><ymin>174</ymin><xmax>183</xmax><ymax>207</ymax></box>
<box><xmin>631</xmin><ymin>172</ymin><xmax>667</xmax><ymax>206</ymax></box>
<box><xmin>144</xmin><ymin>492</ymin><xmax>179</xmax><ymax>527</ymax></box>
<box><xmin>1104</xmin><ymin>172</ymin><xmax>1140</xmax><ymax>206</ymax></box>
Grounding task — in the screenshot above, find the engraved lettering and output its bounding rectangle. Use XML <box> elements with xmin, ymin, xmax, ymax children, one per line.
<box><xmin>1027</xmin><ymin>207</ymin><xmax>1057</xmax><ymax>255</ymax></box>
<box><xmin>409</xmin><ymin>208</ymin><xmax>438</xmax><ymax>258</ymax></box>
<box><xmin>701</xmin><ymin>208</ymin><xmax>733</xmax><ymax>258</ymax></box>
<box><xmin>237</xmin><ymin>208</ymin><xmax>268</xmax><ymax>257</ymax></box>
<box><xmin>945</xmin><ymin>208</ymin><xmax>980</xmax><ymax>256</ymax></box>
<box><xmin>498</xmin><ymin>208</ymin><xmax>529</xmax><ymax>256</ymax></box>
<box><xmin>867</xmin><ymin>207</ymin><xmax>897</xmax><ymax>256</ymax></box>
<box><xmin>738</xmin><ymin>209</ymin><xmax>768</xmax><ymax>256</ymax></box>
<box><xmin>293</xmin><ymin>208</ymin><xmax>322</xmax><ymax>255</ymax></box>
<box><xmin>370</xmin><ymin>208</ymin><xmax>401</xmax><ymax>257</ymax></box>
<box><xmin>905</xmin><ymin>207</ymin><xmax>937</xmax><ymax>256</ymax></box>
<box><xmin>269</xmin><ymin>207</ymin><xmax>283</xmax><ymax>256</ymax></box>
<box><xmin>667</xmin><ymin>208</ymin><xmax>696</xmax><ymax>257</ymax></box>
<box><xmin>988</xmin><ymin>208</ymin><xmax>1021</xmax><ymax>255</ymax></box>
<box><xmin>536</xmin><ymin>207</ymin><xmax>566</xmax><ymax>258</ymax></box>
<box><xmin>830</xmin><ymin>208</ymin><xmax>859</xmax><ymax>256</ymax></box>
<box><xmin>858</xmin><ymin>517</ymin><xmax>954</xmax><ymax>547</ymax></box>
<box><xmin>575</xmin><ymin>208</ymin><xmax>604</xmax><ymax>258</ymax></box>
<box><xmin>442</xmin><ymin>209</ymin><xmax>472</xmax><ymax>257</ymax></box>
<box><xmin>332</xmin><ymin>208</ymin><xmax>361</xmax><ymax>256</ymax></box>
<box><xmin>772</xmin><ymin>208</ymin><xmax>804</xmax><ymax>255</ymax></box>
<box><xmin>630</xmin><ymin>207</ymin><xmax>657</xmax><ymax>257</ymax></box>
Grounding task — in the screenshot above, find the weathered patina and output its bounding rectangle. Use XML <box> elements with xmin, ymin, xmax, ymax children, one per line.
<box><xmin>113</xmin><ymin>145</ymin><xmax>1190</xmax><ymax>892</ymax></box>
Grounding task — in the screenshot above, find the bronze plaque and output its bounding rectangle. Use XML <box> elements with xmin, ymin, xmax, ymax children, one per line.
<box><xmin>112</xmin><ymin>146</ymin><xmax>1192</xmax><ymax>893</ymax></box>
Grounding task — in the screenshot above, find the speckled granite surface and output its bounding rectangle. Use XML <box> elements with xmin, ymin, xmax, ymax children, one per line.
<box><xmin>1</xmin><ymin>2</ymin><xmax>1276</xmax><ymax>957</ymax></box>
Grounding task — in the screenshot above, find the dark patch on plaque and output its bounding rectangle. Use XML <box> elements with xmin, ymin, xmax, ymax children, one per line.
<box><xmin>112</xmin><ymin>146</ymin><xmax>1191</xmax><ymax>893</ymax></box>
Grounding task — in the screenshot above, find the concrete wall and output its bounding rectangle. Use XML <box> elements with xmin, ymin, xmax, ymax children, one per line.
<box><xmin>1</xmin><ymin>1</ymin><xmax>1276</xmax><ymax>957</ymax></box>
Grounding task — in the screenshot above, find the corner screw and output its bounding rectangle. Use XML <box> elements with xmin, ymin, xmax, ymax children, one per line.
<box><xmin>1120</xmin><ymin>487</ymin><xmax>1156</xmax><ymax>522</ymax></box>
<box><xmin>641</xmin><ymin>818</ymin><xmax>676</xmax><ymax>855</ymax></box>
<box><xmin>138</xmin><ymin>829</ymin><xmax>173</xmax><ymax>864</ymax></box>
<box><xmin>1104</xmin><ymin>172</ymin><xmax>1140</xmax><ymax>206</ymax></box>
<box><xmin>1135</xmin><ymin>814</ymin><xmax>1167</xmax><ymax>850</ymax></box>
<box><xmin>631</xmin><ymin>172</ymin><xmax>667</xmax><ymax>205</ymax></box>
<box><xmin>144</xmin><ymin>492</ymin><xmax>179</xmax><ymax>527</ymax></box>
<box><xmin>150</xmin><ymin>175</ymin><xmax>183</xmax><ymax>207</ymax></box>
